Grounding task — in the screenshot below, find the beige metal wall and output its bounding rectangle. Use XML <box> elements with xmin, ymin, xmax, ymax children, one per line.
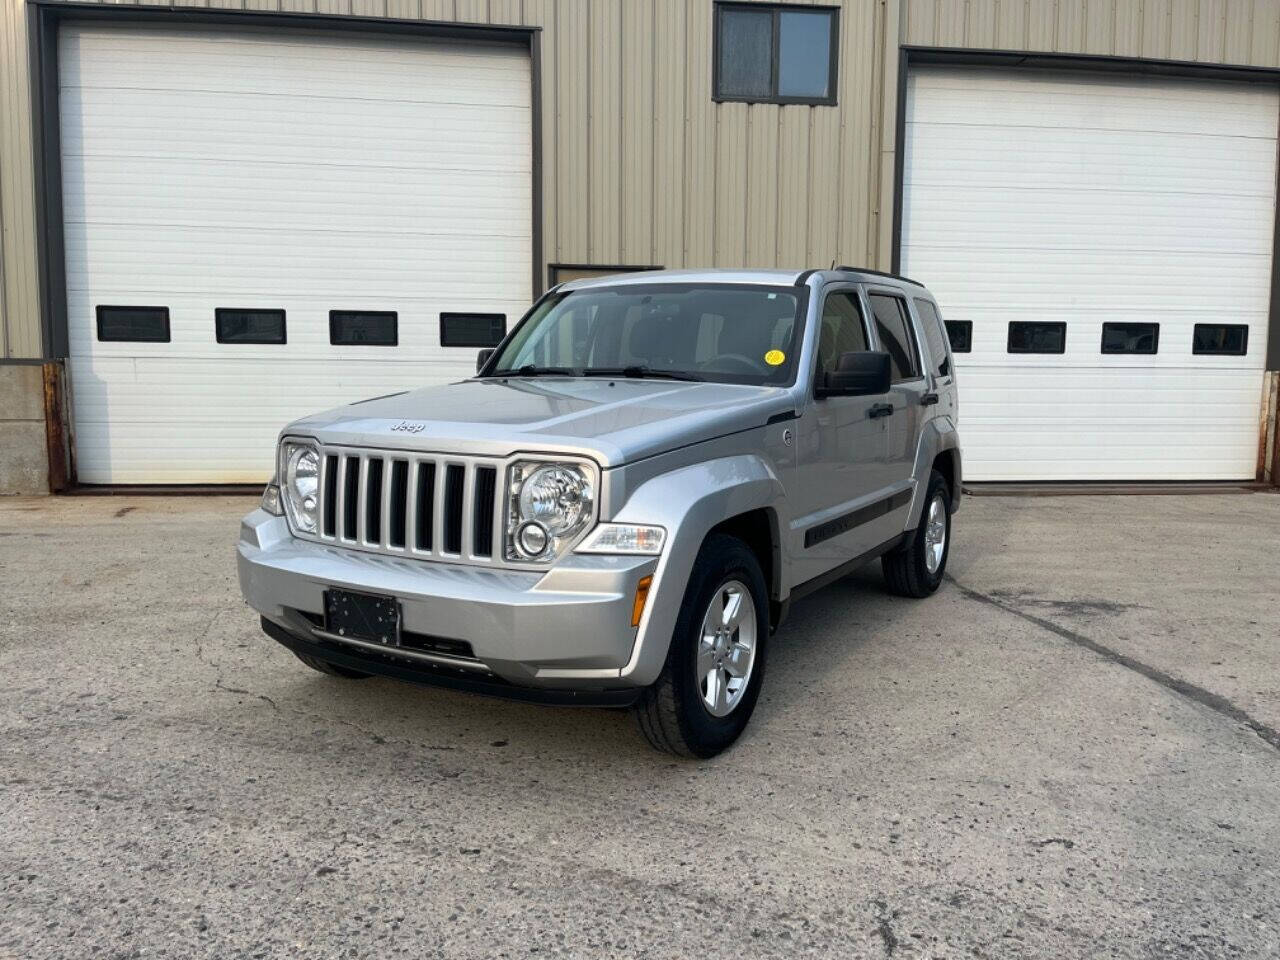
<box><xmin>0</xmin><ymin>0</ymin><xmax>898</xmax><ymax>361</ymax></box>
<box><xmin>902</xmin><ymin>0</ymin><xmax>1280</xmax><ymax>65</ymax></box>
<box><xmin>3</xmin><ymin>0</ymin><xmax>1280</xmax><ymax>361</ymax></box>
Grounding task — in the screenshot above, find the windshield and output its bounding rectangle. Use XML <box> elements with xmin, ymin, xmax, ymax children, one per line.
<box><xmin>485</xmin><ymin>283</ymin><xmax>805</xmax><ymax>386</ymax></box>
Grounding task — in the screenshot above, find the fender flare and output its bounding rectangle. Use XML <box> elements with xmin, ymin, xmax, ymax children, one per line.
<box><xmin>611</xmin><ymin>455</ymin><xmax>787</xmax><ymax>686</ymax></box>
<box><xmin>907</xmin><ymin>416</ymin><xmax>962</xmax><ymax>527</ymax></box>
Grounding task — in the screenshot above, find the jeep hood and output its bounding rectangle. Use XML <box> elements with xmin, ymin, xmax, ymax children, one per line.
<box><xmin>287</xmin><ymin>378</ymin><xmax>795</xmax><ymax>467</ymax></box>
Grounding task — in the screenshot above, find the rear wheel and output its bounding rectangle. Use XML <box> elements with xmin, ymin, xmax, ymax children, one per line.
<box><xmin>292</xmin><ymin>651</ymin><xmax>370</xmax><ymax>679</ymax></box>
<box><xmin>881</xmin><ymin>469</ymin><xmax>951</xmax><ymax>598</ymax></box>
<box><xmin>632</xmin><ymin>534</ymin><xmax>769</xmax><ymax>758</ymax></box>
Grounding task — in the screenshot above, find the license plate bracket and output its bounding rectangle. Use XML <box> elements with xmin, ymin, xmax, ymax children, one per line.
<box><xmin>324</xmin><ymin>588</ymin><xmax>400</xmax><ymax>646</ymax></box>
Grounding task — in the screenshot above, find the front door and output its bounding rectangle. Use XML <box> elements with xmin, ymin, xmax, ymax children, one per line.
<box><xmin>791</xmin><ymin>288</ymin><xmax>897</xmax><ymax>588</ymax></box>
<box><xmin>866</xmin><ymin>291</ymin><xmax>928</xmax><ymax>503</ymax></box>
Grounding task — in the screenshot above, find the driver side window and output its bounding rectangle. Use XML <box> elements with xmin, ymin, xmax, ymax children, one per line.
<box><xmin>817</xmin><ymin>292</ymin><xmax>870</xmax><ymax>376</ymax></box>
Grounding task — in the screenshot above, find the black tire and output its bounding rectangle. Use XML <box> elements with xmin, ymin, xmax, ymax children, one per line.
<box><xmin>881</xmin><ymin>468</ymin><xmax>952</xmax><ymax>599</ymax></box>
<box><xmin>292</xmin><ymin>650</ymin><xmax>371</xmax><ymax>679</ymax></box>
<box><xmin>632</xmin><ymin>534</ymin><xmax>770</xmax><ymax>758</ymax></box>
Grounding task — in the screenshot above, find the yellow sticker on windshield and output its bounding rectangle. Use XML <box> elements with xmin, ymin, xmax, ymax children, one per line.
<box><xmin>764</xmin><ymin>349</ymin><xmax>785</xmax><ymax>366</ymax></box>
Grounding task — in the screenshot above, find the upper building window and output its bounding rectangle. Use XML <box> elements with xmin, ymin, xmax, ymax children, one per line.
<box><xmin>714</xmin><ymin>4</ymin><xmax>838</xmax><ymax>106</ymax></box>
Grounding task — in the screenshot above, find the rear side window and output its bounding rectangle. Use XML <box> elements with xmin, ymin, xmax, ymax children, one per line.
<box><xmin>816</xmin><ymin>292</ymin><xmax>870</xmax><ymax>377</ymax></box>
<box><xmin>1192</xmin><ymin>324</ymin><xmax>1248</xmax><ymax>356</ymax></box>
<box><xmin>1101</xmin><ymin>322</ymin><xmax>1158</xmax><ymax>354</ymax></box>
<box><xmin>97</xmin><ymin>306</ymin><xmax>170</xmax><ymax>343</ymax></box>
<box><xmin>913</xmin><ymin>298</ymin><xmax>950</xmax><ymax>376</ymax></box>
<box><xmin>330</xmin><ymin>310</ymin><xmax>398</xmax><ymax>346</ymax></box>
<box><xmin>868</xmin><ymin>294</ymin><xmax>921</xmax><ymax>382</ymax></box>
<box><xmin>1008</xmin><ymin>321</ymin><xmax>1066</xmax><ymax>354</ymax></box>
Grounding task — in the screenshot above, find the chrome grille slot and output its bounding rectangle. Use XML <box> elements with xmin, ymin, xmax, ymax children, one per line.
<box><xmin>313</xmin><ymin>446</ymin><xmax>504</xmax><ymax>565</ymax></box>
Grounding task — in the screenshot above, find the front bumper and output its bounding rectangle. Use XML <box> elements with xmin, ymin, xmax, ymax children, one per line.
<box><xmin>238</xmin><ymin>509</ymin><xmax>659</xmax><ymax>691</ymax></box>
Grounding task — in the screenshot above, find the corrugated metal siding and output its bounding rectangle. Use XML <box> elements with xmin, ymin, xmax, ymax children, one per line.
<box><xmin>903</xmin><ymin>0</ymin><xmax>1280</xmax><ymax>65</ymax></box>
<box><xmin>5</xmin><ymin>0</ymin><xmax>1280</xmax><ymax>358</ymax></box>
<box><xmin>0</xmin><ymin>0</ymin><xmax>895</xmax><ymax>358</ymax></box>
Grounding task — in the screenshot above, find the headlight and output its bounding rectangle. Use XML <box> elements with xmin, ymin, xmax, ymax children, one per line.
<box><xmin>505</xmin><ymin>460</ymin><xmax>594</xmax><ymax>561</ymax></box>
<box><xmin>575</xmin><ymin>523</ymin><xmax>665</xmax><ymax>555</ymax></box>
<box><xmin>261</xmin><ymin>483</ymin><xmax>283</xmax><ymax>517</ymax></box>
<box><xmin>280</xmin><ymin>440</ymin><xmax>320</xmax><ymax>534</ymax></box>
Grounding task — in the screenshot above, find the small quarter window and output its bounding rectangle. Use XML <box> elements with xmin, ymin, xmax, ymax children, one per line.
<box><xmin>440</xmin><ymin>313</ymin><xmax>506</xmax><ymax>348</ymax></box>
<box><xmin>945</xmin><ymin>320</ymin><xmax>972</xmax><ymax>353</ymax></box>
<box><xmin>1101</xmin><ymin>322</ymin><xmax>1158</xmax><ymax>355</ymax></box>
<box><xmin>913</xmin><ymin>299</ymin><xmax>951</xmax><ymax>376</ymax></box>
<box><xmin>96</xmin><ymin>306</ymin><xmax>170</xmax><ymax>343</ymax></box>
<box><xmin>1008</xmin><ymin>321</ymin><xmax>1066</xmax><ymax>354</ymax></box>
<box><xmin>1192</xmin><ymin>324</ymin><xmax>1248</xmax><ymax>356</ymax></box>
<box><xmin>330</xmin><ymin>311</ymin><xmax>398</xmax><ymax>346</ymax></box>
<box><xmin>216</xmin><ymin>309</ymin><xmax>286</xmax><ymax>344</ymax></box>
<box><xmin>714</xmin><ymin>4</ymin><xmax>838</xmax><ymax>106</ymax></box>
<box><xmin>868</xmin><ymin>294</ymin><xmax>921</xmax><ymax>382</ymax></box>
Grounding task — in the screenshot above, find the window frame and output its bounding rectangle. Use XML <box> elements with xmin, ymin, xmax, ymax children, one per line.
<box><xmin>1007</xmin><ymin>321</ymin><xmax>1067</xmax><ymax>355</ymax></box>
<box><xmin>713</xmin><ymin>2</ymin><xmax>840</xmax><ymax>107</ymax></box>
<box><xmin>329</xmin><ymin>310</ymin><xmax>399</xmax><ymax>347</ymax></box>
<box><xmin>864</xmin><ymin>288</ymin><xmax>925</xmax><ymax>383</ymax></box>
<box><xmin>215</xmin><ymin>308</ymin><xmax>287</xmax><ymax>345</ymax></box>
<box><xmin>95</xmin><ymin>305</ymin><xmax>170</xmax><ymax>343</ymax></box>
<box><xmin>1100</xmin><ymin>321</ymin><xmax>1159</xmax><ymax>355</ymax></box>
<box><xmin>1191</xmin><ymin>323</ymin><xmax>1249</xmax><ymax>356</ymax></box>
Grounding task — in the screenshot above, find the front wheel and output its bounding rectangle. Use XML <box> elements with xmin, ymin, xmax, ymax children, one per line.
<box><xmin>881</xmin><ymin>469</ymin><xmax>952</xmax><ymax>598</ymax></box>
<box><xmin>632</xmin><ymin>534</ymin><xmax>770</xmax><ymax>758</ymax></box>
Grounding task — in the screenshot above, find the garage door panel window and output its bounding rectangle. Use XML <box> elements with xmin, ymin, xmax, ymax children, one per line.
<box><xmin>216</xmin><ymin>309</ymin><xmax>286</xmax><ymax>345</ymax></box>
<box><xmin>440</xmin><ymin>312</ymin><xmax>506</xmax><ymax>348</ymax></box>
<box><xmin>868</xmin><ymin>294</ymin><xmax>921</xmax><ymax>382</ymax></box>
<box><xmin>96</xmin><ymin>306</ymin><xmax>170</xmax><ymax>343</ymax></box>
<box><xmin>330</xmin><ymin>311</ymin><xmax>398</xmax><ymax>347</ymax></box>
<box><xmin>913</xmin><ymin>298</ymin><xmax>951</xmax><ymax>376</ymax></box>
<box><xmin>944</xmin><ymin>320</ymin><xmax>972</xmax><ymax>353</ymax></box>
<box><xmin>817</xmin><ymin>292</ymin><xmax>870</xmax><ymax>377</ymax></box>
<box><xmin>714</xmin><ymin>4</ymin><xmax>838</xmax><ymax>105</ymax></box>
<box><xmin>1008</xmin><ymin>321</ymin><xmax>1066</xmax><ymax>355</ymax></box>
<box><xmin>1192</xmin><ymin>323</ymin><xmax>1248</xmax><ymax>356</ymax></box>
<box><xmin>1101</xmin><ymin>322</ymin><xmax>1158</xmax><ymax>355</ymax></box>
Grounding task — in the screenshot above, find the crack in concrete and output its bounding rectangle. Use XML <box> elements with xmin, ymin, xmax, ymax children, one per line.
<box><xmin>947</xmin><ymin>576</ymin><xmax>1280</xmax><ymax>755</ymax></box>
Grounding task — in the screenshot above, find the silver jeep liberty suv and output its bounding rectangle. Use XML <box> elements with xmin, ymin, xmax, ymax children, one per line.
<box><xmin>238</xmin><ymin>268</ymin><xmax>962</xmax><ymax>757</ymax></box>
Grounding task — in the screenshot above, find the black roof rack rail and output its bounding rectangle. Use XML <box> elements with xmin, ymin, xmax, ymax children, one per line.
<box><xmin>834</xmin><ymin>266</ymin><xmax>926</xmax><ymax>288</ymax></box>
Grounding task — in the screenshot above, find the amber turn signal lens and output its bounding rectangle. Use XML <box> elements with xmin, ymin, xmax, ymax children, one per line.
<box><xmin>631</xmin><ymin>575</ymin><xmax>653</xmax><ymax>628</ymax></box>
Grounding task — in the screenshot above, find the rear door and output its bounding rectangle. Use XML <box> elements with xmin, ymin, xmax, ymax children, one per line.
<box><xmin>864</xmin><ymin>289</ymin><xmax>926</xmax><ymax>529</ymax></box>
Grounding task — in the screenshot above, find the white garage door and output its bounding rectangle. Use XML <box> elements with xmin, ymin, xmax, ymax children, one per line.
<box><xmin>902</xmin><ymin>68</ymin><xmax>1277</xmax><ymax>481</ymax></box>
<box><xmin>61</xmin><ymin>24</ymin><xmax>532</xmax><ymax>483</ymax></box>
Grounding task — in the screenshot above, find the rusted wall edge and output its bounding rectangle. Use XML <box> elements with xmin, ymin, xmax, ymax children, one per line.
<box><xmin>42</xmin><ymin>360</ymin><xmax>69</xmax><ymax>492</ymax></box>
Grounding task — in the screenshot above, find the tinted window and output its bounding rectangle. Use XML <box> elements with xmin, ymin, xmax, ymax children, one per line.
<box><xmin>216</xmin><ymin>309</ymin><xmax>285</xmax><ymax>344</ymax></box>
<box><xmin>945</xmin><ymin>320</ymin><xmax>972</xmax><ymax>353</ymax></box>
<box><xmin>913</xmin><ymin>298</ymin><xmax>950</xmax><ymax>376</ymax></box>
<box><xmin>1008</xmin><ymin>321</ymin><xmax>1066</xmax><ymax>354</ymax></box>
<box><xmin>330</xmin><ymin>311</ymin><xmax>398</xmax><ymax>346</ymax></box>
<box><xmin>715</xmin><ymin>4</ymin><xmax>837</xmax><ymax>105</ymax></box>
<box><xmin>868</xmin><ymin>294</ymin><xmax>920</xmax><ymax>382</ymax></box>
<box><xmin>96</xmin><ymin>306</ymin><xmax>170</xmax><ymax>343</ymax></box>
<box><xmin>440</xmin><ymin>313</ymin><xmax>505</xmax><ymax>348</ymax></box>
<box><xmin>1192</xmin><ymin>324</ymin><xmax>1248</xmax><ymax>356</ymax></box>
<box><xmin>817</xmin><ymin>292</ymin><xmax>870</xmax><ymax>378</ymax></box>
<box><xmin>1101</xmin><ymin>322</ymin><xmax>1158</xmax><ymax>355</ymax></box>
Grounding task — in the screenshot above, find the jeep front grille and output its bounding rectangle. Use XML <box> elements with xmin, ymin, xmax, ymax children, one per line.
<box><xmin>315</xmin><ymin>447</ymin><xmax>502</xmax><ymax>563</ymax></box>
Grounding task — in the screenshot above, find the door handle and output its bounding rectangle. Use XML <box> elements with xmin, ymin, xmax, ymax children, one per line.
<box><xmin>920</xmin><ymin>392</ymin><xmax>939</xmax><ymax>406</ymax></box>
<box><xmin>868</xmin><ymin>402</ymin><xmax>894</xmax><ymax>419</ymax></box>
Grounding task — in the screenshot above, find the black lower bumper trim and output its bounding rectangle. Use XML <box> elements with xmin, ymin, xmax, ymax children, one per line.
<box><xmin>260</xmin><ymin>617</ymin><xmax>641</xmax><ymax>708</ymax></box>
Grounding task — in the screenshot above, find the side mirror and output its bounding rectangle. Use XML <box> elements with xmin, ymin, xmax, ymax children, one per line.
<box><xmin>476</xmin><ymin>348</ymin><xmax>495</xmax><ymax>374</ymax></box>
<box><xmin>817</xmin><ymin>351</ymin><xmax>891</xmax><ymax>397</ymax></box>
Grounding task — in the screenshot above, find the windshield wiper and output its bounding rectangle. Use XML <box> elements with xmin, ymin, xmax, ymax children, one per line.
<box><xmin>582</xmin><ymin>366</ymin><xmax>704</xmax><ymax>382</ymax></box>
<box><xmin>493</xmin><ymin>364</ymin><xmax>575</xmax><ymax>378</ymax></box>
